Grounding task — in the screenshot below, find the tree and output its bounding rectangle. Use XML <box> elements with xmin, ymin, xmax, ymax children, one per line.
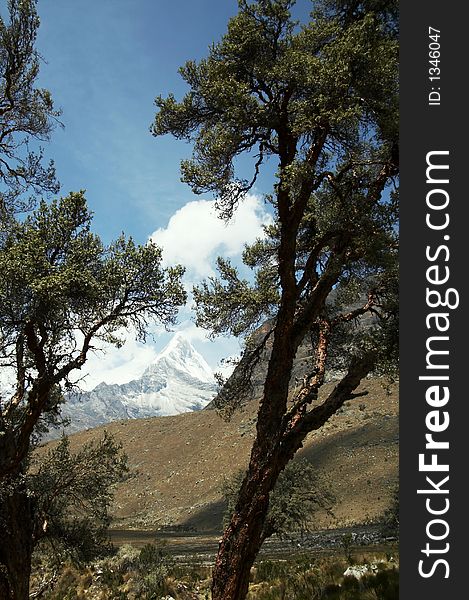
<box><xmin>0</xmin><ymin>0</ymin><xmax>60</xmax><ymax>221</ymax></box>
<box><xmin>222</xmin><ymin>459</ymin><xmax>334</xmax><ymax>541</ymax></box>
<box><xmin>30</xmin><ymin>433</ymin><xmax>128</xmax><ymax>563</ymax></box>
<box><xmin>0</xmin><ymin>192</ymin><xmax>186</xmax><ymax>599</ymax></box>
<box><xmin>1</xmin><ymin>432</ymin><xmax>128</xmax><ymax>597</ymax></box>
<box><xmin>152</xmin><ymin>1</ymin><xmax>398</xmax><ymax>598</ymax></box>
<box><xmin>380</xmin><ymin>487</ymin><xmax>399</xmax><ymax>540</ymax></box>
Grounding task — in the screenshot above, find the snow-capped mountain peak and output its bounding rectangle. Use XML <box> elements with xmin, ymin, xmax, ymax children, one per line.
<box><xmin>145</xmin><ymin>332</ymin><xmax>214</xmax><ymax>382</ymax></box>
<box><xmin>58</xmin><ymin>334</ymin><xmax>217</xmax><ymax>436</ymax></box>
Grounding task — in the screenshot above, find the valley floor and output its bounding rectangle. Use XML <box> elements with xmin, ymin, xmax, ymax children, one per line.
<box><xmin>31</xmin><ymin>533</ymin><xmax>399</xmax><ymax>600</ymax></box>
<box><xmin>108</xmin><ymin>523</ymin><xmax>392</xmax><ymax>564</ymax></box>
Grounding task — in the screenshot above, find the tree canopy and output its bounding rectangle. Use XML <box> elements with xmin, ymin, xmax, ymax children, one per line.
<box><xmin>0</xmin><ymin>4</ymin><xmax>190</xmax><ymax>596</ymax></box>
<box><xmin>29</xmin><ymin>433</ymin><xmax>128</xmax><ymax>563</ymax></box>
<box><xmin>154</xmin><ymin>0</ymin><xmax>398</xmax><ymax>216</ymax></box>
<box><xmin>0</xmin><ymin>191</ymin><xmax>186</xmax><ymax>598</ymax></box>
<box><xmin>223</xmin><ymin>459</ymin><xmax>334</xmax><ymax>541</ymax></box>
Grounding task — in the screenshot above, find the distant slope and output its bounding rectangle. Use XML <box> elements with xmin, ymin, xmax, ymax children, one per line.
<box><xmin>52</xmin><ymin>378</ymin><xmax>398</xmax><ymax>533</ymax></box>
<box><xmin>59</xmin><ymin>333</ymin><xmax>217</xmax><ymax>435</ymax></box>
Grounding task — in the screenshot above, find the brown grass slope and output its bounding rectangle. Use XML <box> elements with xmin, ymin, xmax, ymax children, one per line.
<box><xmin>55</xmin><ymin>377</ymin><xmax>398</xmax><ymax>533</ymax></box>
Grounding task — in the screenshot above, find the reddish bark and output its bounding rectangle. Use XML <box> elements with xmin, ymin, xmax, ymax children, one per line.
<box><xmin>211</xmin><ymin>347</ymin><xmax>376</xmax><ymax>600</ymax></box>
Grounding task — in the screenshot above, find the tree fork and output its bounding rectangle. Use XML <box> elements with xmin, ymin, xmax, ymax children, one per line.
<box><xmin>211</xmin><ymin>351</ymin><xmax>376</xmax><ymax>600</ymax></box>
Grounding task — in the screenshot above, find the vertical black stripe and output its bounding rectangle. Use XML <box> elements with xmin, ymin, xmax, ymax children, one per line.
<box><xmin>400</xmin><ymin>1</ymin><xmax>467</xmax><ymax>596</ymax></box>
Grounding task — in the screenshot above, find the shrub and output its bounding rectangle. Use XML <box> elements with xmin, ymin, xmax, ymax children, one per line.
<box><xmin>341</xmin><ymin>533</ymin><xmax>355</xmax><ymax>564</ymax></box>
<box><xmin>255</xmin><ymin>560</ymin><xmax>290</xmax><ymax>583</ymax></box>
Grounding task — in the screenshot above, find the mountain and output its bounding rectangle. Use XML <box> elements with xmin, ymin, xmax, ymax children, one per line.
<box><xmin>60</xmin><ymin>333</ymin><xmax>217</xmax><ymax>435</ymax></box>
<box><xmin>44</xmin><ymin>377</ymin><xmax>398</xmax><ymax>533</ymax></box>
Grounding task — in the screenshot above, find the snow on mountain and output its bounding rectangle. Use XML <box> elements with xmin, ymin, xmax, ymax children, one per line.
<box><xmin>58</xmin><ymin>333</ymin><xmax>217</xmax><ymax>435</ymax></box>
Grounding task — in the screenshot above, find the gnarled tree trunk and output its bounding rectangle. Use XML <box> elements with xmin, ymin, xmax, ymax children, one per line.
<box><xmin>211</xmin><ymin>350</ymin><xmax>375</xmax><ymax>600</ymax></box>
<box><xmin>212</xmin><ymin>450</ymin><xmax>282</xmax><ymax>600</ymax></box>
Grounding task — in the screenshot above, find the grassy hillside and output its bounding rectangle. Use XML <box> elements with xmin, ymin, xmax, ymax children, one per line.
<box><xmin>46</xmin><ymin>377</ymin><xmax>398</xmax><ymax>533</ymax></box>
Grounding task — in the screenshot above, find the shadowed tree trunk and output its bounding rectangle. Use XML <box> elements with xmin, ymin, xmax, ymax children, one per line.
<box><xmin>0</xmin><ymin>480</ymin><xmax>35</xmax><ymax>600</ymax></box>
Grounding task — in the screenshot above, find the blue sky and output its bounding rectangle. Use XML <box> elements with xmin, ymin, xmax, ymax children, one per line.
<box><xmin>6</xmin><ymin>0</ymin><xmax>312</xmax><ymax>387</ymax></box>
<box><xmin>35</xmin><ymin>0</ymin><xmax>241</xmax><ymax>242</ymax></box>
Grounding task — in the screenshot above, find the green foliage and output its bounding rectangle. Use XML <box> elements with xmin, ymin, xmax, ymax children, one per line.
<box><xmin>153</xmin><ymin>0</ymin><xmax>398</xmax><ymax>214</ymax></box>
<box><xmin>255</xmin><ymin>559</ymin><xmax>291</xmax><ymax>583</ymax></box>
<box><xmin>154</xmin><ymin>0</ymin><xmax>399</xmax><ymax>592</ymax></box>
<box><xmin>32</xmin><ymin>541</ymin><xmax>212</xmax><ymax>599</ymax></box>
<box><xmin>1</xmin><ymin>192</ymin><xmax>185</xmax><ymax>354</ymax></box>
<box><xmin>138</xmin><ymin>540</ymin><xmax>172</xmax><ymax>580</ymax></box>
<box><xmin>0</xmin><ymin>0</ymin><xmax>61</xmax><ymax>219</ymax></box>
<box><xmin>156</xmin><ymin>0</ymin><xmax>399</xmax><ymax>387</ymax></box>
<box><xmin>249</xmin><ymin>555</ymin><xmax>399</xmax><ymax>600</ymax></box>
<box><xmin>223</xmin><ymin>459</ymin><xmax>334</xmax><ymax>539</ymax></box>
<box><xmin>193</xmin><ymin>256</ymin><xmax>280</xmax><ymax>338</ymax></box>
<box><xmin>341</xmin><ymin>533</ymin><xmax>354</xmax><ymax>564</ymax></box>
<box><xmin>0</xmin><ymin>192</ymin><xmax>185</xmax><ymax>593</ymax></box>
<box><xmin>30</xmin><ymin>433</ymin><xmax>128</xmax><ymax>563</ymax></box>
<box><xmin>30</xmin><ymin>549</ymin><xmax>399</xmax><ymax>600</ymax></box>
<box><xmin>0</xmin><ymin>191</ymin><xmax>186</xmax><ymax>473</ymax></box>
<box><xmin>95</xmin><ymin>541</ymin><xmax>174</xmax><ymax>599</ymax></box>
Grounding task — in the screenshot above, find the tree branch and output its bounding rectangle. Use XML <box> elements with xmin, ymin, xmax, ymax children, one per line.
<box><xmin>283</xmin><ymin>351</ymin><xmax>376</xmax><ymax>450</ymax></box>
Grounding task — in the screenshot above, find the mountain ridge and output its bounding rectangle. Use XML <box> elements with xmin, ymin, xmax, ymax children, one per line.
<box><xmin>46</xmin><ymin>377</ymin><xmax>398</xmax><ymax>533</ymax></box>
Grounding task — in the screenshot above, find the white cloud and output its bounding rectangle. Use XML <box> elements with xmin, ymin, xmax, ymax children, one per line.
<box><xmin>76</xmin><ymin>195</ymin><xmax>271</xmax><ymax>390</ymax></box>
<box><xmin>149</xmin><ymin>194</ymin><xmax>272</xmax><ymax>278</ymax></box>
<box><xmin>76</xmin><ymin>332</ymin><xmax>160</xmax><ymax>390</ymax></box>
<box><xmin>76</xmin><ymin>320</ymin><xmax>240</xmax><ymax>392</ymax></box>
<box><xmin>175</xmin><ymin>320</ymin><xmax>213</xmax><ymax>344</ymax></box>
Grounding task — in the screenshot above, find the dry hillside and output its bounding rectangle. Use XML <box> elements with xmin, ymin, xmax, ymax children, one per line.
<box><xmin>48</xmin><ymin>377</ymin><xmax>398</xmax><ymax>534</ymax></box>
